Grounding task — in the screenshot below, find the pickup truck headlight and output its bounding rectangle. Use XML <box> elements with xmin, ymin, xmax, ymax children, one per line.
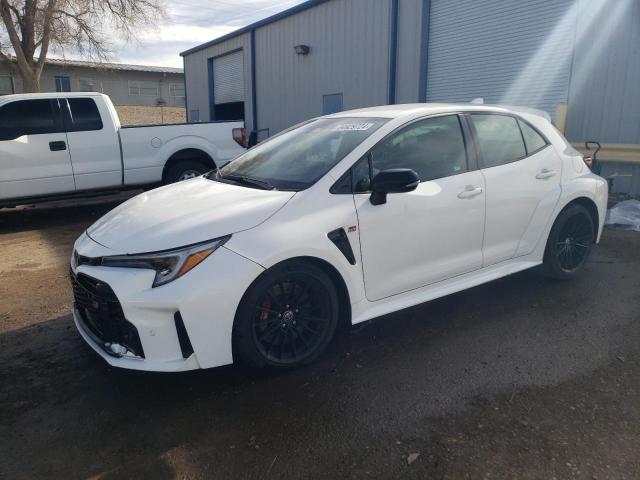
<box><xmin>101</xmin><ymin>236</ymin><xmax>230</xmax><ymax>287</ymax></box>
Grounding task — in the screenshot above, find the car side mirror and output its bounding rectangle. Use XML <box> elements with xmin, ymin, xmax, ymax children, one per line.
<box><xmin>369</xmin><ymin>168</ymin><xmax>419</xmax><ymax>205</ymax></box>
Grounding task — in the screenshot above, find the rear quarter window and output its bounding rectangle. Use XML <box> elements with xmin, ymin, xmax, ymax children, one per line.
<box><xmin>67</xmin><ymin>98</ymin><xmax>103</xmax><ymax>132</ymax></box>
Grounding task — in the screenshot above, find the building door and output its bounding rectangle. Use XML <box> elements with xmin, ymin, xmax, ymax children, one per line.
<box><xmin>211</xmin><ymin>50</ymin><xmax>245</xmax><ymax>121</ymax></box>
<box><xmin>323</xmin><ymin>94</ymin><xmax>343</xmax><ymax>115</ymax></box>
<box><xmin>55</xmin><ymin>76</ymin><xmax>71</xmax><ymax>92</ymax></box>
<box><xmin>426</xmin><ymin>0</ymin><xmax>575</xmax><ymax>116</ymax></box>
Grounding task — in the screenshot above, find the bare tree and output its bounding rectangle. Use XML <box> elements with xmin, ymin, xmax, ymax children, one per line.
<box><xmin>0</xmin><ymin>0</ymin><xmax>165</xmax><ymax>92</ymax></box>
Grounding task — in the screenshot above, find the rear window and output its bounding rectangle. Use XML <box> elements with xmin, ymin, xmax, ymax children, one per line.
<box><xmin>67</xmin><ymin>98</ymin><xmax>103</xmax><ymax>132</ymax></box>
<box><xmin>0</xmin><ymin>99</ymin><xmax>61</xmax><ymax>141</ymax></box>
<box><xmin>470</xmin><ymin>114</ymin><xmax>526</xmax><ymax>168</ymax></box>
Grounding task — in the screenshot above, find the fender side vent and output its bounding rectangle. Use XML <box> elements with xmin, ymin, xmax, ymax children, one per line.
<box><xmin>174</xmin><ymin>312</ymin><xmax>194</xmax><ymax>359</ymax></box>
<box><xmin>327</xmin><ymin>228</ymin><xmax>356</xmax><ymax>265</ymax></box>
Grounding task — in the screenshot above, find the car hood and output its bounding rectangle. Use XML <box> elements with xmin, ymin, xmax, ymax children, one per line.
<box><xmin>87</xmin><ymin>177</ymin><xmax>295</xmax><ymax>254</ymax></box>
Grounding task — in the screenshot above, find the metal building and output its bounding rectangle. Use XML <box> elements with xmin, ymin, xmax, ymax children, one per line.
<box><xmin>0</xmin><ymin>57</ymin><xmax>185</xmax><ymax>107</ymax></box>
<box><xmin>181</xmin><ymin>0</ymin><xmax>639</xmax><ymax>193</ymax></box>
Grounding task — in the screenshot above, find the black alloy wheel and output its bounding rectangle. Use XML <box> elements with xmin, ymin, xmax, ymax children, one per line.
<box><xmin>542</xmin><ymin>204</ymin><xmax>595</xmax><ymax>279</ymax></box>
<box><xmin>233</xmin><ymin>261</ymin><xmax>339</xmax><ymax>369</ymax></box>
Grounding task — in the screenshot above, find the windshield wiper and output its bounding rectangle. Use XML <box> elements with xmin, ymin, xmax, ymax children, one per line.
<box><xmin>215</xmin><ymin>171</ymin><xmax>276</xmax><ymax>190</ymax></box>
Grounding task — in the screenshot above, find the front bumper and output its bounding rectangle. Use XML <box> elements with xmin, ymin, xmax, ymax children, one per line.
<box><xmin>70</xmin><ymin>234</ymin><xmax>264</xmax><ymax>371</ymax></box>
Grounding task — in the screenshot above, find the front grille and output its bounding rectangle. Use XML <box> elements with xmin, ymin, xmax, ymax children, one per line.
<box><xmin>70</xmin><ymin>269</ymin><xmax>145</xmax><ymax>358</ymax></box>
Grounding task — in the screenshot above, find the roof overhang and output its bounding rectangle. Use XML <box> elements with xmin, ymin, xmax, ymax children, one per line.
<box><xmin>180</xmin><ymin>0</ymin><xmax>331</xmax><ymax>57</ymax></box>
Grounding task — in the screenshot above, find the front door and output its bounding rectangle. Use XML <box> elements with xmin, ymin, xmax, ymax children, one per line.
<box><xmin>353</xmin><ymin>114</ymin><xmax>486</xmax><ymax>301</ymax></box>
<box><xmin>0</xmin><ymin>98</ymin><xmax>75</xmax><ymax>201</ymax></box>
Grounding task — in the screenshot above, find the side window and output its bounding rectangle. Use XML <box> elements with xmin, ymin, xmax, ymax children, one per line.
<box><xmin>518</xmin><ymin>119</ymin><xmax>547</xmax><ymax>154</ymax></box>
<box><xmin>470</xmin><ymin>114</ymin><xmax>526</xmax><ymax>168</ymax></box>
<box><xmin>0</xmin><ymin>99</ymin><xmax>61</xmax><ymax>141</ymax></box>
<box><xmin>67</xmin><ymin>98</ymin><xmax>103</xmax><ymax>132</ymax></box>
<box><xmin>370</xmin><ymin>115</ymin><xmax>467</xmax><ymax>182</ymax></box>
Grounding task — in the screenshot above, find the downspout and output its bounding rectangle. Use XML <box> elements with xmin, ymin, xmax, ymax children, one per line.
<box><xmin>251</xmin><ymin>28</ymin><xmax>258</xmax><ymax>132</ymax></box>
<box><xmin>183</xmin><ymin>56</ymin><xmax>189</xmax><ymax>122</ymax></box>
<box><xmin>418</xmin><ymin>0</ymin><xmax>431</xmax><ymax>103</ymax></box>
<box><xmin>388</xmin><ymin>0</ymin><xmax>399</xmax><ymax>104</ymax></box>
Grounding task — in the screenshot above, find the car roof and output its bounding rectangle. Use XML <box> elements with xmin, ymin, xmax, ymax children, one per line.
<box><xmin>325</xmin><ymin>102</ymin><xmax>551</xmax><ymax>122</ymax></box>
<box><xmin>0</xmin><ymin>92</ymin><xmax>106</xmax><ymax>106</ymax></box>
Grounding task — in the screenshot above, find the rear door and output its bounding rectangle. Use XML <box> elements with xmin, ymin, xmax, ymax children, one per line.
<box><xmin>0</xmin><ymin>98</ymin><xmax>75</xmax><ymax>201</ymax></box>
<box><xmin>62</xmin><ymin>97</ymin><xmax>122</xmax><ymax>190</ymax></box>
<box><xmin>468</xmin><ymin>113</ymin><xmax>562</xmax><ymax>265</ymax></box>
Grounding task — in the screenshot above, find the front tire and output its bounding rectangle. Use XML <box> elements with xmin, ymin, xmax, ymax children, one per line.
<box><xmin>233</xmin><ymin>261</ymin><xmax>339</xmax><ymax>370</ymax></box>
<box><xmin>541</xmin><ymin>204</ymin><xmax>595</xmax><ymax>280</ymax></box>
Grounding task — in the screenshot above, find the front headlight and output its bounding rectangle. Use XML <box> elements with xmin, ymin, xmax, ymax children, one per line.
<box><xmin>101</xmin><ymin>236</ymin><xmax>230</xmax><ymax>287</ymax></box>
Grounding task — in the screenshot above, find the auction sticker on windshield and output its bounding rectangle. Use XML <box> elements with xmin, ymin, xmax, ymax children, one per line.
<box><xmin>333</xmin><ymin>123</ymin><xmax>375</xmax><ymax>131</ymax></box>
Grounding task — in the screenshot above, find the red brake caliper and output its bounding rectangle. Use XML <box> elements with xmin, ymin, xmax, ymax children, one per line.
<box><xmin>258</xmin><ymin>295</ymin><xmax>271</xmax><ymax>331</ymax></box>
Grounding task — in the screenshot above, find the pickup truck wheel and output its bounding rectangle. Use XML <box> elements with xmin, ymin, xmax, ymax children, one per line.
<box><xmin>165</xmin><ymin>161</ymin><xmax>209</xmax><ymax>184</ymax></box>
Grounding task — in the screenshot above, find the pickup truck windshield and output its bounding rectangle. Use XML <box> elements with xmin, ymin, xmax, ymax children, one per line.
<box><xmin>217</xmin><ymin>117</ymin><xmax>388</xmax><ymax>190</ymax></box>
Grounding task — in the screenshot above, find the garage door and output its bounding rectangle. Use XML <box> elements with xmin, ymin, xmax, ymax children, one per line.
<box><xmin>426</xmin><ymin>0</ymin><xmax>576</xmax><ymax>118</ymax></box>
<box><xmin>213</xmin><ymin>50</ymin><xmax>245</xmax><ymax>104</ymax></box>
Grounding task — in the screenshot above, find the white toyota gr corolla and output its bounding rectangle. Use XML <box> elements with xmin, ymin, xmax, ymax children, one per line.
<box><xmin>70</xmin><ymin>103</ymin><xmax>608</xmax><ymax>372</ymax></box>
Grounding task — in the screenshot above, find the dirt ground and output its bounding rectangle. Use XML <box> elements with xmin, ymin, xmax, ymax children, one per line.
<box><xmin>114</xmin><ymin>106</ymin><xmax>186</xmax><ymax>126</ymax></box>
<box><xmin>0</xmin><ymin>197</ymin><xmax>639</xmax><ymax>480</ymax></box>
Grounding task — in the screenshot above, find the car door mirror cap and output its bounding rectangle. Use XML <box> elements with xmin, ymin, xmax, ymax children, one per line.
<box><xmin>369</xmin><ymin>168</ymin><xmax>420</xmax><ymax>205</ymax></box>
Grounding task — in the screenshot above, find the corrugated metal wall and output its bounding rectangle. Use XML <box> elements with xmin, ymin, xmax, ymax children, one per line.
<box><xmin>564</xmin><ymin>0</ymin><xmax>639</xmax><ymax>195</ymax></box>
<box><xmin>426</xmin><ymin>0</ymin><xmax>575</xmax><ymax>118</ymax></box>
<box><xmin>254</xmin><ymin>0</ymin><xmax>391</xmax><ymax>135</ymax></box>
<box><xmin>565</xmin><ymin>0</ymin><xmax>639</xmax><ymax>144</ymax></box>
<box><xmin>183</xmin><ymin>33</ymin><xmax>253</xmax><ymax>125</ymax></box>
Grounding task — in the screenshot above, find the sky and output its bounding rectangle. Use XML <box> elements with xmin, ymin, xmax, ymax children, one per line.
<box><xmin>114</xmin><ymin>0</ymin><xmax>307</xmax><ymax>69</ymax></box>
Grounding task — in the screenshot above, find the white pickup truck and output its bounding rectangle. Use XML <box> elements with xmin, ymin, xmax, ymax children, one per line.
<box><xmin>0</xmin><ymin>92</ymin><xmax>247</xmax><ymax>207</ymax></box>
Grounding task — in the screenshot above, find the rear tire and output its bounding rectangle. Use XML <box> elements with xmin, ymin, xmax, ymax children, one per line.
<box><xmin>540</xmin><ymin>204</ymin><xmax>595</xmax><ymax>280</ymax></box>
<box><xmin>233</xmin><ymin>261</ymin><xmax>339</xmax><ymax>370</ymax></box>
<box><xmin>164</xmin><ymin>160</ymin><xmax>210</xmax><ymax>184</ymax></box>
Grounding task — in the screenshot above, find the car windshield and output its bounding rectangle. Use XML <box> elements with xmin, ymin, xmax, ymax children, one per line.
<box><xmin>216</xmin><ymin>117</ymin><xmax>388</xmax><ymax>190</ymax></box>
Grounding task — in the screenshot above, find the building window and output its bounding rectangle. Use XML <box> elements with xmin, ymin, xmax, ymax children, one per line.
<box><xmin>0</xmin><ymin>75</ymin><xmax>13</xmax><ymax>95</ymax></box>
<box><xmin>78</xmin><ymin>78</ymin><xmax>100</xmax><ymax>92</ymax></box>
<box><xmin>129</xmin><ymin>80</ymin><xmax>160</xmax><ymax>97</ymax></box>
<box><xmin>55</xmin><ymin>76</ymin><xmax>71</xmax><ymax>92</ymax></box>
<box><xmin>170</xmin><ymin>83</ymin><xmax>185</xmax><ymax>106</ymax></box>
<box><xmin>323</xmin><ymin>93</ymin><xmax>343</xmax><ymax>115</ymax></box>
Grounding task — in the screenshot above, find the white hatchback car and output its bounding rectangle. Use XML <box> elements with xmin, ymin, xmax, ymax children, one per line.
<box><xmin>70</xmin><ymin>103</ymin><xmax>608</xmax><ymax>372</ymax></box>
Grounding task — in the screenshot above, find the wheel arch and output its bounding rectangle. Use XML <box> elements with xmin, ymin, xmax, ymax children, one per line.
<box><xmin>233</xmin><ymin>256</ymin><xmax>352</xmax><ymax>336</ymax></box>
<box><xmin>561</xmin><ymin>196</ymin><xmax>599</xmax><ymax>235</ymax></box>
<box><xmin>161</xmin><ymin>148</ymin><xmax>216</xmax><ymax>182</ymax></box>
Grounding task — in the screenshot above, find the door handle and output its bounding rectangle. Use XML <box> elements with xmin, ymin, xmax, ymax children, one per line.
<box><xmin>536</xmin><ymin>168</ymin><xmax>557</xmax><ymax>179</ymax></box>
<box><xmin>457</xmin><ymin>185</ymin><xmax>483</xmax><ymax>199</ymax></box>
<box><xmin>49</xmin><ymin>141</ymin><xmax>67</xmax><ymax>151</ymax></box>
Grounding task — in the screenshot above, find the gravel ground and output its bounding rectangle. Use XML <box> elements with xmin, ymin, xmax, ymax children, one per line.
<box><xmin>0</xmin><ymin>197</ymin><xmax>639</xmax><ymax>480</ymax></box>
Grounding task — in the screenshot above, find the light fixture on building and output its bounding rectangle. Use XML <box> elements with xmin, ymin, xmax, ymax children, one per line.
<box><xmin>294</xmin><ymin>44</ymin><xmax>310</xmax><ymax>55</ymax></box>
